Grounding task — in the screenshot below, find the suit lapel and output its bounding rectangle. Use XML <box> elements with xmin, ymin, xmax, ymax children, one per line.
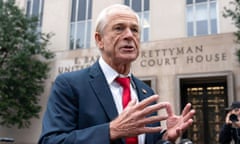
<box><xmin>88</xmin><ymin>62</ymin><xmax>119</xmax><ymax>121</ymax></box>
<box><xmin>131</xmin><ymin>76</ymin><xmax>153</xmax><ymax>102</ymax></box>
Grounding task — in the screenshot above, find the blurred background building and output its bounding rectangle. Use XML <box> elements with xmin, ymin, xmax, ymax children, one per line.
<box><xmin>1</xmin><ymin>0</ymin><xmax>240</xmax><ymax>143</ymax></box>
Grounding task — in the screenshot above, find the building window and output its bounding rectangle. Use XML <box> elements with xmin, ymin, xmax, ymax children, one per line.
<box><xmin>70</xmin><ymin>0</ymin><xmax>92</xmax><ymax>49</ymax></box>
<box><xmin>124</xmin><ymin>0</ymin><xmax>150</xmax><ymax>42</ymax></box>
<box><xmin>186</xmin><ymin>0</ymin><xmax>217</xmax><ymax>37</ymax></box>
<box><xmin>26</xmin><ymin>0</ymin><xmax>44</xmax><ymax>32</ymax></box>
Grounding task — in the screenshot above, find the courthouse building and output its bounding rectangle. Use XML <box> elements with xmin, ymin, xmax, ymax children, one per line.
<box><xmin>1</xmin><ymin>0</ymin><xmax>240</xmax><ymax>144</ymax></box>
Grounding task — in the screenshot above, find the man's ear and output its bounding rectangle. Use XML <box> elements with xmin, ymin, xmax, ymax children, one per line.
<box><xmin>95</xmin><ymin>32</ymin><xmax>104</xmax><ymax>49</ymax></box>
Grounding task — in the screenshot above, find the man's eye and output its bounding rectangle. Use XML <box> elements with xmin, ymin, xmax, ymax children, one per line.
<box><xmin>115</xmin><ymin>26</ymin><xmax>123</xmax><ymax>31</ymax></box>
<box><xmin>131</xmin><ymin>28</ymin><xmax>139</xmax><ymax>33</ymax></box>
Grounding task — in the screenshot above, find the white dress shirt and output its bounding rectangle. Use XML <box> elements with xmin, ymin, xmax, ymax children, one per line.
<box><xmin>99</xmin><ymin>57</ymin><xmax>145</xmax><ymax>144</ymax></box>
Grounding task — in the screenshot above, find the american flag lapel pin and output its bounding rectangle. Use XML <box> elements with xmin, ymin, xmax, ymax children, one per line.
<box><xmin>142</xmin><ymin>88</ymin><xmax>147</xmax><ymax>94</ymax></box>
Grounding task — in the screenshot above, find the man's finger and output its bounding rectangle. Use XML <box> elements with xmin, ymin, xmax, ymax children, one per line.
<box><xmin>136</xmin><ymin>95</ymin><xmax>160</xmax><ymax>109</ymax></box>
<box><xmin>140</xmin><ymin>102</ymin><xmax>170</xmax><ymax>117</ymax></box>
<box><xmin>181</xmin><ymin>103</ymin><xmax>192</xmax><ymax>116</ymax></box>
<box><xmin>183</xmin><ymin>109</ymin><xmax>195</xmax><ymax>122</ymax></box>
<box><xmin>138</xmin><ymin>115</ymin><xmax>168</xmax><ymax>125</ymax></box>
<box><xmin>165</xmin><ymin>103</ymin><xmax>174</xmax><ymax>117</ymax></box>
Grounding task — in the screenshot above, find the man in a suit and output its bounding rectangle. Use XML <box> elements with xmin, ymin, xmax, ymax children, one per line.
<box><xmin>38</xmin><ymin>4</ymin><xmax>195</xmax><ymax>144</ymax></box>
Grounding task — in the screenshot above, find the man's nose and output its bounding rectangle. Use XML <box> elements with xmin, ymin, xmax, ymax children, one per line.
<box><xmin>123</xmin><ymin>28</ymin><xmax>134</xmax><ymax>38</ymax></box>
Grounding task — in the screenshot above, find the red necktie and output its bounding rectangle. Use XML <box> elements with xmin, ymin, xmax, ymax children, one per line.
<box><xmin>116</xmin><ymin>77</ymin><xmax>138</xmax><ymax>144</ymax></box>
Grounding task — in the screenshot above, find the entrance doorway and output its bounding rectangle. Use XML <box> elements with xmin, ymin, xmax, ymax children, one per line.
<box><xmin>177</xmin><ymin>72</ymin><xmax>234</xmax><ymax>144</ymax></box>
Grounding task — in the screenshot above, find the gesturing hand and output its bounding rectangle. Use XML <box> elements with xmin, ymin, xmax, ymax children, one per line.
<box><xmin>110</xmin><ymin>95</ymin><xmax>169</xmax><ymax>140</ymax></box>
<box><xmin>163</xmin><ymin>103</ymin><xmax>195</xmax><ymax>142</ymax></box>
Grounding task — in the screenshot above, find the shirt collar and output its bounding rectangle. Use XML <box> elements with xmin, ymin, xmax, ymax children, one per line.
<box><xmin>99</xmin><ymin>57</ymin><xmax>131</xmax><ymax>84</ymax></box>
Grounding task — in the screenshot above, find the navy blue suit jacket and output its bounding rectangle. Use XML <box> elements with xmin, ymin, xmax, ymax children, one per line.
<box><xmin>38</xmin><ymin>61</ymin><xmax>162</xmax><ymax>144</ymax></box>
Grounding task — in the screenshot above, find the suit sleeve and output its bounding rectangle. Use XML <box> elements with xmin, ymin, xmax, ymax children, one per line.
<box><xmin>38</xmin><ymin>74</ymin><xmax>112</xmax><ymax>144</ymax></box>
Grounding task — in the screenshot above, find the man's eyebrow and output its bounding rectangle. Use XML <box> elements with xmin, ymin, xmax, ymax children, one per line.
<box><xmin>132</xmin><ymin>24</ymin><xmax>139</xmax><ymax>28</ymax></box>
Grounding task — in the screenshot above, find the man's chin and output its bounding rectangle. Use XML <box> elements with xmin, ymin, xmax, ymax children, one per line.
<box><xmin>122</xmin><ymin>53</ymin><xmax>138</xmax><ymax>59</ymax></box>
<box><xmin>122</xmin><ymin>57</ymin><xmax>137</xmax><ymax>64</ymax></box>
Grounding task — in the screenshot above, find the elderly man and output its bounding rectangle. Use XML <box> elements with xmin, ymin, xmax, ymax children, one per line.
<box><xmin>38</xmin><ymin>4</ymin><xmax>195</xmax><ymax>144</ymax></box>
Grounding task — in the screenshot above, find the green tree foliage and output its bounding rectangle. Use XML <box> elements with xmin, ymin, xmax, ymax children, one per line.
<box><xmin>223</xmin><ymin>0</ymin><xmax>240</xmax><ymax>62</ymax></box>
<box><xmin>0</xmin><ymin>0</ymin><xmax>54</xmax><ymax>128</ymax></box>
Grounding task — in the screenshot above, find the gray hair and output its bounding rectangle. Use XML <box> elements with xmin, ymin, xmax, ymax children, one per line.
<box><xmin>95</xmin><ymin>4</ymin><xmax>140</xmax><ymax>35</ymax></box>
